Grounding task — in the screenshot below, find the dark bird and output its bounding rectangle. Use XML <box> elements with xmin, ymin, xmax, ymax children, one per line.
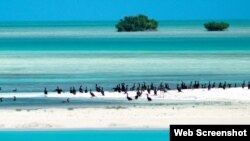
<box><xmin>147</xmin><ymin>86</ymin><xmax>150</xmax><ymax>94</ymax></box>
<box><xmin>158</xmin><ymin>82</ymin><xmax>165</xmax><ymax>92</ymax></box>
<box><xmin>85</xmin><ymin>87</ymin><xmax>88</xmax><ymax>93</ymax></box>
<box><xmin>55</xmin><ymin>86</ymin><xmax>59</xmax><ymax>92</ymax></box>
<box><xmin>72</xmin><ymin>87</ymin><xmax>76</xmax><ymax>95</ymax></box>
<box><xmin>96</xmin><ymin>84</ymin><xmax>101</xmax><ymax>92</ymax></box>
<box><xmin>130</xmin><ymin>83</ymin><xmax>136</xmax><ymax>91</ymax></box>
<box><xmin>208</xmin><ymin>82</ymin><xmax>211</xmax><ymax>91</ymax></box>
<box><xmin>164</xmin><ymin>83</ymin><xmax>171</xmax><ymax>92</ymax></box>
<box><xmin>218</xmin><ymin>82</ymin><xmax>222</xmax><ymax>88</ymax></box>
<box><xmin>138</xmin><ymin>89</ymin><xmax>143</xmax><ymax>97</ymax></box>
<box><xmin>181</xmin><ymin>81</ymin><xmax>187</xmax><ymax>89</ymax></box>
<box><xmin>126</xmin><ymin>93</ymin><xmax>132</xmax><ymax>101</ymax></box>
<box><xmin>90</xmin><ymin>89</ymin><xmax>95</xmax><ymax>97</ymax></box>
<box><xmin>242</xmin><ymin>81</ymin><xmax>245</xmax><ymax>88</ymax></box>
<box><xmin>0</xmin><ymin>97</ymin><xmax>3</xmax><ymax>102</ymax></box>
<box><xmin>55</xmin><ymin>86</ymin><xmax>64</xmax><ymax>94</ymax></box>
<box><xmin>135</xmin><ymin>89</ymin><xmax>141</xmax><ymax>99</ymax></box>
<box><xmin>79</xmin><ymin>85</ymin><xmax>83</xmax><ymax>93</ymax></box>
<box><xmin>44</xmin><ymin>87</ymin><xmax>48</xmax><ymax>95</ymax></box>
<box><xmin>13</xmin><ymin>96</ymin><xmax>16</xmax><ymax>101</ymax></box>
<box><xmin>13</xmin><ymin>88</ymin><xmax>17</xmax><ymax>92</ymax></box>
<box><xmin>154</xmin><ymin>87</ymin><xmax>157</xmax><ymax>96</ymax></box>
<box><xmin>177</xmin><ymin>84</ymin><xmax>182</xmax><ymax>92</ymax></box>
<box><xmin>212</xmin><ymin>82</ymin><xmax>216</xmax><ymax>88</ymax></box>
<box><xmin>121</xmin><ymin>83</ymin><xmax>126</xmax><ymax>92</ymax></box>
<box><xmin>196</xmin><ymin>81</ymin><xmax>200</xmax><ymax>89</ymax></box>
<box><xmin>248</xmin><ymin>82</ymin><xmax>250</xmax><ymax>89</ymax></box>
<box><xmin>165</xmin><ymin>83</ymin><xmax>170</xmax><ymax>90</ymax></box>
<box><xmin>62</xmin><ymin>98</ymin><xmax>69</xmax><ymax>103</ymax></box>
<box><xmin>146</xmin><ymin>94</ymin><xmax>152</xmax><ymax>102</ymax></box>
<box><xmin>69</xmin><ymin>87</ymin><xmax>73</xmax><ymax>94</ymax></box>
<box><xmin>101</xmin><ymin>87</ymin><xmax>105</xmax><ymax>96</ymax></box>
<box><xmin>222</xmin><ymin>82</ymin><xmax>227</xmax><ymax>90</ymax></box>
<box><xmin>113</xmin><ymin>84</ymin><xmax>121</xmax><ymax>93</ymax></box>
<box><xmin>150</xmin><ymin>83</ymin><xmax>154</xmax><ymax>90</ymax></box>
<box><xmin>135</xmin><ymin>94</ymin><xmax>139</xmax><ymax>100</ymax></box>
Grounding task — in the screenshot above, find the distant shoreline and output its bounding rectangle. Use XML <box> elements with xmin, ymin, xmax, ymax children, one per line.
<box><xmin>0</xmin><ymin>20</ymin><xmax>250</xmax><ymax>38</ymax></box>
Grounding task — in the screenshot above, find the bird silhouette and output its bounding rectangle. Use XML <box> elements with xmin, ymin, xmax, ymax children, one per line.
<box><xmin>79</xmin><ymin>85</ymin><xmax>83</xmax><ymax>93</ymax></box>
<box><xmin>90</xmin><ymin>89</ymin><xmax>96</xmax><ymax>97</ymax></box>
<box><xmin>13</xmin><ymin>88</ymin><xmax>17</xmax><ymax>92</ymax></box>
<box><xmin>85</xmin><ymin>87</ymin><xmax>88</xmax><ymax>93</ymax></box>
<box><xmin>44</xmin><ymin>87</ymin><xmax>48</xmax><ymax>95</ymax></box>
<box><xmin>126</xmin><ymin>93</ymin><xmax>132</xmax><ymax>101</ymax></box>
<box><xmin>101</xmin><ymin>87</ymin><xmax>105</xmax><ymax>96</ymax></box>
<box><xmin>146</xmin><ymin>94</ymin><xmax>152</xmax><ymax>102</ymax></box>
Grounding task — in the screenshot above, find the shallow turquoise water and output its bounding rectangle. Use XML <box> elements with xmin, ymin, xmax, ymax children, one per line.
<box><xmin>0</xmin><ymin>37</ymin><xmax>250</xmax><ymax>51</ymax></box>
<box><xmin>0</xmin><ymin>130</ymin><xmax>169</xmax><ymax>141</ymax></box>
<box><xmin>1</xmin><ymin>51</ymin><xmax>250</xmax><ymax>92</ymax></box>
<box><xmin>0</xmin><ymin>21</ymin><xmax>250</xmax><ymax>92</ymax></box>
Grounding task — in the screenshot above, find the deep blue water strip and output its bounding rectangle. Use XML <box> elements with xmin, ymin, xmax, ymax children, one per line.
<box><xmin>0</xmin><ymin>130</ymin><xmax>169</xmax><ymax>141</ymax></box>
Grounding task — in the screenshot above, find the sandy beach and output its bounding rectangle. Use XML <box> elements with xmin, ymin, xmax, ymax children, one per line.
<box><xmin>1</xmin><ymin>88</ymin><xmax>250</xmax><ymax>129</ymax></box>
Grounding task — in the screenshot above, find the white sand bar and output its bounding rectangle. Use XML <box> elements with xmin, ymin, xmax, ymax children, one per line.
<box><xmin>0</xmin><ymin>88</ymin><xmax>250</xmax><ymax>129</ymax></box>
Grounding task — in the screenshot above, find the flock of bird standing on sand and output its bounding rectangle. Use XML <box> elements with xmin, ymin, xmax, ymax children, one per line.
<box><xmin>0</xmin><ymin>81</ymin><xmax>250</xmax><ymax>103</ymax></box>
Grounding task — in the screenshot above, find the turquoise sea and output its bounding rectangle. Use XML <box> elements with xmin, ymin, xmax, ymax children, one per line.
<box><xmin>0</xmin><ymin>21</ymin><xmax>250</xmax><ymax>92</ymax></box>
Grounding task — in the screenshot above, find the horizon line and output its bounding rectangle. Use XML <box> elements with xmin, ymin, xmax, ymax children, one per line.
<box><xmin>0</xmin><ymin>19</ymin><xmax>250</xmax><ymax>23</ymax></box>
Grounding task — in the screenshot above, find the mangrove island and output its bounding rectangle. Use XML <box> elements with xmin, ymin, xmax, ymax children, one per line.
<box><xmin>204</xmin><ymin>22</ymin><xmax>230</xmax><ymax>31</ymax></box>
<box><xmin>116</xmin><ymin>14</ymin><xmax>158</xmax><ymax>32</ymax></box>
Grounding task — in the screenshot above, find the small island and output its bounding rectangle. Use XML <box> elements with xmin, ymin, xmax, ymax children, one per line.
<box><xmin>204</xmin><ymin>22</ymin><xmax>230</xmax><ymax>31</ymax></box>
<box><xmin>116</xmin><ymin>14</ymin><xmax>158</xmax><ymax>32</ymax></box>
